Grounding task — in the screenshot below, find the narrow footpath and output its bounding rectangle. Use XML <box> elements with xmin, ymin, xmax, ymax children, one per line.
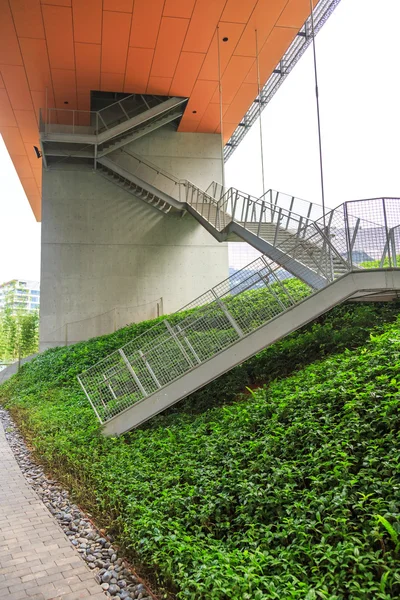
<box><xmin>0</xmin><ymin>421</ymin><xmax>106</xmax><ymax>600</ymax></box>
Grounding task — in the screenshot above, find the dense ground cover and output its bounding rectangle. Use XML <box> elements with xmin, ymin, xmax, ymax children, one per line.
<box><xmin>1</xmin><ymin>296</ymin><xmax>400</xmax><ymax>599</ymax></box>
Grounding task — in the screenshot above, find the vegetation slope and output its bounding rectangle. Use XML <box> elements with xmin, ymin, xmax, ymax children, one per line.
<box><xmin>1</xmin><ymin>293</ymin><xmax>400</xmax><ymax>599</ymax></box>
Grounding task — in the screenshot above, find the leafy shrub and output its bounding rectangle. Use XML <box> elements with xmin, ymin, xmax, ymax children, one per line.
<box><xmin>1</xmin><ymin>297</ymin><xmax>400</xmax><ymax>598</ymax></box>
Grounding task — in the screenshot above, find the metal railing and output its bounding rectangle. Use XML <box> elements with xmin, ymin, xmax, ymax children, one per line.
<box><xmin>79</xmin><ymin>197</ymin><xmax>400</xmax><ymax>425</ymax></box>
<box><xmin>181</xmin><ymin>182</ymin><xmax>345</xmax><ymax>282</ymax></box>
<box><xmin>39</xmin><ymin>95</ymin><xmax>182</xmax><ymax>137</ymax></box>
<box><xmin>101</xmin><ymin>151</ymin><xmax>400</xmax><ymax>284</ymax></box>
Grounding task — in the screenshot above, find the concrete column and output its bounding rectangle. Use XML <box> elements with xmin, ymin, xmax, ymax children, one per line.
<box><xmin>40</xmin><ymin>129</ymin><xmax>228</xmax><ymax>349</ymax></box>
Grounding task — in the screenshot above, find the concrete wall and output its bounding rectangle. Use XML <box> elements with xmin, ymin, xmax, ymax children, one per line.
<box><xmin>40</xmin><ymin>128</ymin><xmax>228</xmax><ymax>349</ymax></box>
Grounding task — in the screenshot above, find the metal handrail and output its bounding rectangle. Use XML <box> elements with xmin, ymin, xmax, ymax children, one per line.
<box><xmin>42</xmin><ymin>96</ymin><xmax>187</xmax><ymax>137</ymax></box>
<box><xmin>78</xmin><ymin>198</ymin><xmax>400</xmax><ymax>426</ymax></box>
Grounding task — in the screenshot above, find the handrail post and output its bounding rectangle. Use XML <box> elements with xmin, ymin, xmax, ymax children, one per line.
<box><xmin>382</xmin><ymin>198</ymin><xmax>392</xmax><ymax>267</ymax></box>
<box><xmin>232</xmin><ymin>190</ymin><xmax>238</xmax><ymax>221</ymax></box>
<box><xmin>164</xmin><ymin>321</ymin><xmax>194</xmax><ymax>367</ymax></box>
<box><xmin>343</xmin><ymin>202</ymin><xmax>353</xmax><ymax>271</ymax></box>
<box><xmin>118</xmin><ymin>100</ymin><xmax>129</xmax><ymax>120</ymax></box>
<box><xmin>211</xmin><ymin>290</ymin><xmax>244</xmax><ymax>338</ymax></box>
<box><xmin>273</xmin><ymin>208</ymin><xmax>282</xmax><ymax>246</ymax></box>
<box><xmin>390</xmin><ymin>229</ymin><xmax>397</xmax><ymax>267</ymax></box>
<box><xmin>119</xmin><ymin>349</ymin><xmax>148</xmax><ymax>397</ymax></box>
<box><xmin>257</xmin><ymin>201</ymin><xmax>265</xmax><ymax>237</ymax></box>
<box><xmin>243</xmin><ymin>198</ymin><xmax>250</xmax><ymax>228</ymax></box>
<box><xmin>139</xmin><ymin>350</ymin><xmax>161</xmax><ymax>388</ymax></box>
<box><xmin>176</xmin><ymin>325</ymin><xmax>201</xmax><ymax>364</ymax></box>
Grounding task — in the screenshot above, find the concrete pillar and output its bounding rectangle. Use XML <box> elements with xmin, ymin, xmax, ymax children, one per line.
<box><xmin>40</xmin><ymin>128</ymin><xmax>228</xmax><ymax>349</ymax></box>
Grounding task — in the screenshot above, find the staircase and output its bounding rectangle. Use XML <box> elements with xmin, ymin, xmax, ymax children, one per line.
<box><xmin>76</xmin><ymin>154</ymin><xmax>400</xmax><ymax>434</ymax></box>
<box><xmin>40</xmin><ymin>112</ymin><xmax>400</xmax><ymax>434</ymax></box>
<box><xmin>39</xmin><ymin>95</ymin><xmax>187</xmax><ymax>166</ymax></box>
<box><xmin>95</xmin><ymin>153</ymin><xmax>347</xmax><ymax>289</ymax></box>
<box><xmin>79</xmin><ymin>265</ymin><xmax>400</xmax><ymax>436</ymax></box>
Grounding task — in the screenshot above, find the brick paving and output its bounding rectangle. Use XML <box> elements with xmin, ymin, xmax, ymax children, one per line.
<box><xmin>0</xmin><ymin>422</ymin><xmax>106</xmax><ymax>600</ymax></box>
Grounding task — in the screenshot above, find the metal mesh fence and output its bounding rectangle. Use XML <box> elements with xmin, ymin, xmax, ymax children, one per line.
<box><xmin>79</xmin><ymin>198</ymin><xmax>400</xmax><ymax>424</ymax></box>
<box><xmin>79</xmin><ymin>255</ymin><xmax>313</xmax><ymax>423</ymax></box>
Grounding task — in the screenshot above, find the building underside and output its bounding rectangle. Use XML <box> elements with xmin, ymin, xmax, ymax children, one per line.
<box><xmin>0</xmin><ymin>0</ymin><xmax>341</xmax><ymax>348</ymax></box>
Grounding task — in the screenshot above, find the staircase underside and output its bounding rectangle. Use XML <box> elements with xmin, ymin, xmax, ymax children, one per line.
<box><xmin>101</xmin><ymin>269</ymin><xmax>400</xmax><ymax>436</ymax></box>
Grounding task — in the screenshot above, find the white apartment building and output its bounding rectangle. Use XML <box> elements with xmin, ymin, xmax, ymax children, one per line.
<box><xmin>0</xmin><ymin>280</ymin><xmax>40</xmax><ymax>313</ymax></box>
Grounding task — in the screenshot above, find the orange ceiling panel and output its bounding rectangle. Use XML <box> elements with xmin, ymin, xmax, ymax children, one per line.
<box><xmin>31</xmin><ymin>90</ymin><xmax>55</xmax><ymax>118</ymax></box>
<box><xmin>1</xmin><ymin>66</ymin><xmax>34</xmax><ymax>112</ymax></box>
<box><xmin>221</xmin><ymin>0</ymin><xmax>258</xmax><ymax>24</ymax></box>
<box><xmin>197</xmin><ymin>102</ymin><xmax>229</xmax><ymax>134</ymax></box>
<box><xmin>41</xmin><ymin>0</ymin><xmax>71</xmax><ymax>6</ymax></box>
<box><xmin>0</xmin><ymin>126</ymin><xmax>27</xmax><ymax>156</ymax></box>
<box><xmin>222</xmin><ymin>121</ymin><xmax>237</xmax><ymax>144</ymax></box>
<box><xmin>210</xmin><ymin>55</ymin><xmax>254</xmax><ymax>104</ymax></box>
<box><xmin>178</xmin><ymin>119</ymin><xmax>199</xmax><ymax>133</ymax></box>
<box><xmin>180</xmin><ymin>79</ymin><xmax>218</xmax><ymax>127</ymax></box>
<box><xmin>147</xmin><ymin>77</ymin><xmax>173</xmax><ymax>96</ymax></box>
<box><xmin>104</xmin><ymin>0</ymin><xmax>133</xmax><ymax>12</ymax></box>
<box><xmin>198</xmin><ymin>24</ymin><xmax>245</xmax><ymax>81</ymax></box>
<box><xmin>234</xmin><ymin>0</ymin><xmax>287</xmax><ymax>57</ymax></box>
<box><xmin>164</xmin><ymin>0</ymin><xmax>196</xmax><ymax>19</ymax></box>
<box><xmin>170</xmin><ymin>52</ymin><xmax>205</xmax><ymax>97</ymax></box>
<box><xmin>101</xmin><ymin>72</ymin><xmax>125</xmax><ymax>92</ymax></box>
<box><xmin>101</xmin><ymin>11</ymin><xmax>131</xmax><ymax>74</ymax></box>
<box><xmin>0</xmin><ymin>0</ymin><xmax>320</xmax><ymax>219</ymax></box>
<box><xmin>0</xmin><ymin>90</ymin><xmax>17</xmax><ymax>127</ymax></box>
<box><xmin>19</xmin><ymin>39</ymin><xmax>53</xmax><ymax>93</ymax></box>
<box><xmin>278</xmin><ymin>0</ymin><xmax>316</xmax><ymax>28</ymax></box>
<box><xmin>24</xmin><ymin>143</ymin><xmax>40</xmax><ymax>170</ymax></box>
<box><xmin>151</xmin><ymin>18</ymin><xmax>190</xmax><ymax>79</ymax></box>
<box><xmin>72</xmin><ymin>0</ymin><xmax>102</xmax><ymax>44</ymax></box>
<box><xmin>51</xmin><ymin>68</ymin><xmax>77</xmax><ymax>109</ymax></box>
<box><xmin>124</xmin><ymin>47</ymin><xmax>154</xmax><ymax>94</ymax></box>
<box><xmin>130</xmin><ymin>0</ymin><xmax>164</xmax><ymax>49</ymax></box>
<box><xmin>75</xmin><ymin>43</ymin><xmax>101</xmax><ymax>93</ymax></box>
<box><xmin>245</xmin><ymin>26</ymin><xmax>298</xmax><ymax>86</ymax></box>
<box><xmin>0</xmin><ymin>0</ymin><xmax>23</xmax><ymax>66</ymax></box>
<box><xmin>14</xmin><ymin>111</ymin><xmax>39</xmax><ymax>143</ymax></box>
<box><xmin>9</xmin><ymin>0</ymin><xmax>45</xmax><ymax>40</ymax></box>
<box><xmin>223</xmin><ymin>82</ymin><xmax>258</xmax><ymax>124</ymax></box>
<box><xmin>32</xmin><ymin>167</ymin><xmax>42</xmax><ymax>189</ymax></box>
<box><xmin>183</xmin><ymin>0</ymin><xmax>226</xmax><ymax>53</ymax></box>
<box><xmin>42</xmin><ymin>5</ymin><xmax>75</xmax><ymax>70</ymax></box>
<box><xmin>12</xmin><ymin>155</ymin><xmax>35</xmax><ymax>180</ymax></box>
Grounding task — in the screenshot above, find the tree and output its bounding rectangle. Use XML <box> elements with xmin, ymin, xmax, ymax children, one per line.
<box><xmin>0</xmin><ymin>305</ymin><xmax>39</xmax><ymax>362</ymax></box>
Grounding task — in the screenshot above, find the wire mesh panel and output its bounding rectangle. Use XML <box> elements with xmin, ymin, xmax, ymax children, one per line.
<box><xmin>79</xmin><ymin>256</ymin><xmax>315</xmax><ymax>424</ymax></box>
<box><xmin>78</xmin><ymin>350</ymin><xmax>146</xmax><ymax>422</ymax></box>
<box><xmin>79</xmin><ymin>198</ymin><xmax>400</xmax><ymax>425</ymax></box>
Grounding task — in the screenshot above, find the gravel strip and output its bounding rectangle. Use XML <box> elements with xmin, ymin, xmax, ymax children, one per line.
<box><xmin>0</xmin><ymin>407</ymin><xmax>155</xmax><ymax>600</ymax></box>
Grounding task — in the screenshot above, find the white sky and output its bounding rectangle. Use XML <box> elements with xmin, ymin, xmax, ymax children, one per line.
<box><xmin>0</xmin><ymin>0</ymin><xmax>399</xmax><ymax>284</ymax></box>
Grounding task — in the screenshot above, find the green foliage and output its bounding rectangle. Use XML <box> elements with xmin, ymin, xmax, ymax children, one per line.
<box><xmin>1</xmin><ymin>294</ymin><xmax>400</xmax><ymax>598</ymax></box>
<box><xmin>361</xmin><ymin>255</ymin><xmax>400</xmax><ymax>269</ymax></box>
<box><xmin>0</xmin><ymin>306</ymin><xmax>39</xmax><ymax>361</ymax></box>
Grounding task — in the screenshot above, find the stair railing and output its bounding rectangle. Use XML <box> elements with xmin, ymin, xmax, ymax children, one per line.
<box><xmin>78</xmin><ymin>199</ymin><xmax>400</xmax><ymax>426</ymax></box>
<box><xmin>182</xmin><ymin>182</ymin><xmax>346</xmax><ymax>281</ymax></box>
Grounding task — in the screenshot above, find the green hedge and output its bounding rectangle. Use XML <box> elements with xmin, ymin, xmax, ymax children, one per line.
<box><xmin>1</xmin><ymin>297</ymin><xmax>400</xmax><ymax>599</ymax></box>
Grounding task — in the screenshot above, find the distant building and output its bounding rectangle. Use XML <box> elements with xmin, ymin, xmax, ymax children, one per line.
<box><xmin>0</xmin><ymin>280</ymin><xmax>40</xmax><ymax>313</ymax></box>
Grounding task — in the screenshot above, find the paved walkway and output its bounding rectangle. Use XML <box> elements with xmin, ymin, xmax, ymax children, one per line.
<box><xmin>0</xmin><ymin>423</ymin><xmax>105</xmax><ymax>600</ymax></box>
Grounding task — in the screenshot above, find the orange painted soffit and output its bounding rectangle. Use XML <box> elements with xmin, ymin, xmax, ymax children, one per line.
<box><xmin>0</xmin><ymin>0</ymin><xmax>319</xmax><ymax>221</ymax></box>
